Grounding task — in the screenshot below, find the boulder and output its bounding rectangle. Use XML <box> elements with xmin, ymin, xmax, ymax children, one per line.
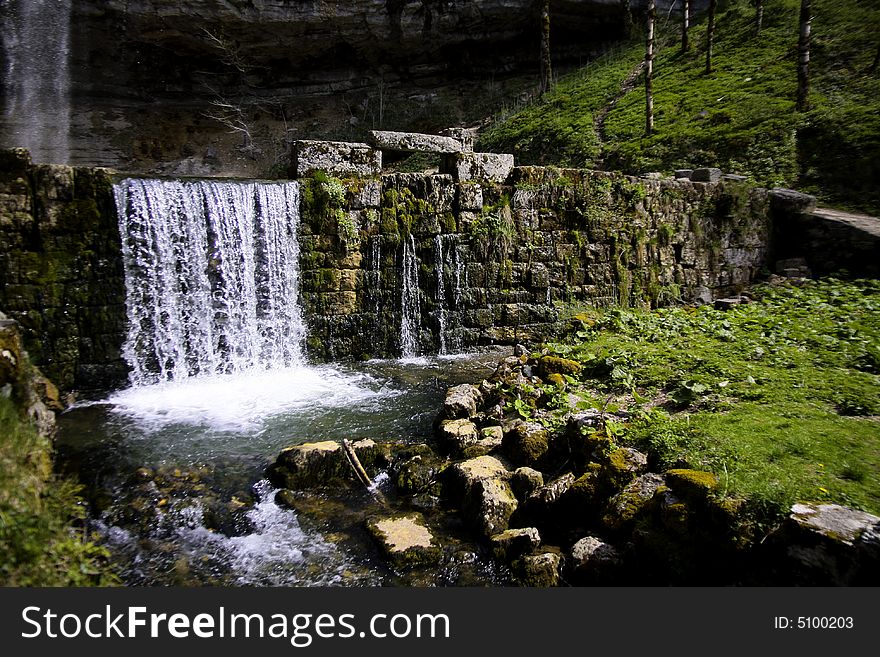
<box><xmin>568</xmin><ymin>536</ymin><xmax>622</xmax><ymax>584</ymax></box>
<box><xmin>603</xmin><ymin>473</ymin><xmax>666</xmax><ymax>532</ymax></box>
<box><xmin>459</xmin><ymin>425</ymin><xmax>504</xmax><ymax>459</ymax></box>
<box><xmin>437</xmin><ymin>418</ymin><xmax>480</xmax><ymax>456</ymax></box>
<box><xmin>444</xmin><ymin>455</ymin><xmax>517</xmax><ymax>538</ymax></box>
<box><xmin>463</xmin><ymin>477</ymin><xmax>518</xmax><ymax>538</ymax></box>
<box><xmin>394</xmin><ymin>453</ymin><xmax>443</xmax><ymax>497</ymax></box>
<box><xmin>366</xmin><ymin>513</ymin><xmax>442</xmax><ymax>566</ymax></box>
<box><xmin>665</xmin><ymin>468</ymin><xmax>718</xmax><ymax>502</ymax></box>
<box><xmin>266</xmin><ymin>439</ymin><xmax>388</xmax><ymax>489</ymax></box>
<box><xmin>517</xmin><ymin>473</ymin><xmax>576</xmax><ymax>528</ymax></box>
<box><xmin>490</xmin><ymin>527</ymin><xmax>541</xmax><ymax>562</ymax></box>
<box><xmin>510</xmin><ymin>467</ymin><xmax>544</xmax><ymax>501</ymax></box>
<box><xmin>441</xmin><ymin>383</ymin><xmax>483</xmax><ymax>420</ymax></box>
<box><xmin>537</xmin><ymin>355</ymin><xmax>582</xmax><ymax>378</ymax></box>
<box><xmin>602</xmin><ymin>447</ymin><xmax>649</xmax><ymax>489</ymax></box>
<box><xmin>769</xmin><ymin>188</ymin><xmax>817</xmax><ymax>215</ymax></box>
<box><xmin>512</xmin><ymin>550</ymin><xmax>563</xmax><ymax>587</ymax></box>
<box><xmin>502</xmin><ymin>421</ymin><xmax>550</xmax><ymax>468</ymax></box>
<box><xmin>778</xmin><ymin>503</ymin><xmax>880</xmax><ymax>585</ymax></box>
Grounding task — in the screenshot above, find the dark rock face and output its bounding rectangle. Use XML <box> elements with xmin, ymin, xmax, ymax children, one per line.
<box><xmin>0</xmin><ymin>1</ymin><xmax>633</xmax><ymax>172</ymax></box>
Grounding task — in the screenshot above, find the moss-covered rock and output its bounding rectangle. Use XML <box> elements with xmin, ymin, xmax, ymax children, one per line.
<box><xmin>665</xmin><ymin>468</ymin><xmax>719</xmax><ymax>501</ymax></box>
<box><xmin>511</xmin><ymin>550</ymin><xmax>562</xmax><ymax>587</ymax></box>
<box><xmin>602</xmin><ymin>447</ymin><xmax>649</xmax><ymax>489</ymax></box>
<box><xmin>267</xmin><ymin>439</ymin><xmax>389</xmax><ymax>489</ymax></box>
<box><xmin>365</xmin><ymin>513</ymin><xmax>442</xmax><ymax>567</ymax></box>
<box><xmin>501</xmin><ymin>421</ymin><xmax>549</xmax><ymax>468</ymax></box>
<box><xmin>490</xmin><ymin>527</ymin><xmax>541</xmax><ymax>562</ymax></box>
<box><xmin>602</xmin><ymin>473</ymin><xmax>666</xmax><ymax>532</ymax></box>
<box><xmin>538</xmin><ymin>355</ymin><xmax>582</xmax><ymax>379</ymax></box>
<box><xmin>437</xmin><ymin>418</ymin><xmax>479</xmax><ymax>456</ymax></box>
<box><xmin>510</xmin><ymin>466</ymin><xmax>544</xmax><ymax>501</ymax></box>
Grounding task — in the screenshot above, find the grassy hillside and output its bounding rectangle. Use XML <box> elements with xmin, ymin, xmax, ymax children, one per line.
<box><xmin>481</xmin><ymin>0</ymin><xmax>880</xmax><ymax>215</ymax></box>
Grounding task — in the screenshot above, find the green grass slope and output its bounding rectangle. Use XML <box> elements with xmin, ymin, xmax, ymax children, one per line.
<box><xmin>482</xmin><ymin>0</ymin><xmax>880</xmax><ymax>215</ymax></box>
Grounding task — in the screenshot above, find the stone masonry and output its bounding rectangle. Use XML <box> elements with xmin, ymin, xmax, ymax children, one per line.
<box><xmin>1</xmin><ymin>145</ymin><xmax>830</xmax><ymax>390</ymax></box>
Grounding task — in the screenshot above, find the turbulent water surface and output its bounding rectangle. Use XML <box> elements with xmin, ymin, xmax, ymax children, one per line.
<box><xmin>57</xmin><ymin>353</ymin><xmax>508</xmax><ymax>586</ymax></box>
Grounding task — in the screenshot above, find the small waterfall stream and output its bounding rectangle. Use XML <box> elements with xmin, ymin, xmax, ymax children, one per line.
<box><xmin>399</xmin><ymin>234</ymin><xmax>422</xmax><ymax>358</ymax></box>
<box><xmin>1</xmin><ymin>0</ymin><xmax>71</xmax><ymax>163</ymax></box>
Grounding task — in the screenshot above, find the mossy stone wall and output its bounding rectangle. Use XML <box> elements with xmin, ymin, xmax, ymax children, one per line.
<box><xmin>0</xmin><ymin>149</ymin><xmax>127</xmax><ymax>392</ymax></box>
<box><xmin>0</xmin><ymin>149</ymin><xmax>771</xmax><ymax>387</ymax></box>
<box><xmin>298</xmin><ymin>167</ymin><xmax>771</xmax><ymax>361</ymax></box>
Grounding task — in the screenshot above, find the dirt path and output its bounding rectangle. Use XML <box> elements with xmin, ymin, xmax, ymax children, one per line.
<box><xmin>593</xmin><ymin>60</ymin><xmax>646</xmax><ymax>167</ymax></box>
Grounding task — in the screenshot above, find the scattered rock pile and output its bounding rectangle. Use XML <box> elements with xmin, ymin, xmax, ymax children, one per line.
<box><xmin>266</xmin><ymin>348</ymin><xmax>880</xmax><ymax>586</ymax></box>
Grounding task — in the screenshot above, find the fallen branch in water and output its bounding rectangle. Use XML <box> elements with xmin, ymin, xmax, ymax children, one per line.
<box><xmin>341</xmin><ymin>439</ymin><xmax>387</xmax><ymax>504</ymax></box>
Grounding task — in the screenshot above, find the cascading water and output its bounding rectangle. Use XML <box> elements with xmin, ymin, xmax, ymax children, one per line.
<box><xmin>114</xmin><ymin>178</ymin><xmax>305</xmax><ymax>385</ymax></box>
<box><xmin>1</xmin><ymin>0</ymin><xmax>71</xmax><ymax>163</ymax></box>
<box><xmin>399</xmin><ymin>234</ymin><xmax>422</xmax><ymax>358</ymax></box>
<box><xmin>434</xmin><ymin>235</ymin><xmax>449</xmax><ymax>355</ymax></box>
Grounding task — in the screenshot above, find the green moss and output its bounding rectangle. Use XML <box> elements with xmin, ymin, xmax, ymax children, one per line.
<box><xmin>666</xmin><ymin>469</ymin><xmax>720</xmax><ymax>499</ymax></box>
<box><xmin>538</xmin><ymin>355</ymin><xmax>582</xmax><ymax>377</ymax></box>
<box><xmin>547</xmin><ymin>278</ymin><xmax>880</xmax><ymax>522</ymax></box>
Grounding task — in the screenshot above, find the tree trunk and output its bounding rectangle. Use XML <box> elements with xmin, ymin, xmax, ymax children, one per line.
<box><xmin>682</xmin><ymin>0</ymin><xmax>690</xmax><ymax>52</ymax></box>
<box><xmin>868</xmin><ymin>41</ymin><xmax>880</xmax><ymax>74</ymax></box>
<box><xmin>706</xmin><ymin>0</ymin><xmax>717</xmax><ymax>74</ymax></box>
<box><xmin>755</xmin><ymin>1</ymin><xmax>764</xmax><ymax>35</ymax></box>
<box><xmin>797</xmin><ymin>0</ymin><xmax>812</xmax><ymax>111</ymax></box>
<box><xmin>540</xmin><ymin>0</ymin><xmax>552</xmax><ymax>93</ymax></box>
<box><xmin>646</xmin><ymin>1</ymin><xmax>655</xmax><ymax>135</ymax></box>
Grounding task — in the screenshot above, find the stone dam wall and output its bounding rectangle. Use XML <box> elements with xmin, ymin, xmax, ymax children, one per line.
<box><xmin>0</xmin><ymin>146</ymin><xmax>834</xmax><ymax>393</ymax></box>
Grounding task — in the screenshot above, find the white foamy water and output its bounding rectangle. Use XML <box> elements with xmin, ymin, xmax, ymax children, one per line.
<box><xmin>108</xmin><ymin>365</ymin><xmax>396</xmax><ymax>433</ymax></box>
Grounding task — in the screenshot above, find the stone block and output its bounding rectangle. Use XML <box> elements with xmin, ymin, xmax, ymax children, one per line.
<box><xmin>674</xmin><ymin>169</ymin><xmax>693</xmax><ymax>180</ymax></box>
<box><xmin>442</xmin><ymin>152</ymin><xmax>515</xmax><ymax>184</ymax></box>
<box><xmin>440</xmin><ymin>127</ymin><xmax>477</xmax><ymax>152</ymax></box>
<box><xmin>350</xmin><ymin>180</ymin><xmax>382</xmax><ymax>208</ymax></box>
<box><xmin>457</xmin><ymin>182</ymin><xmax>484</xmax><ymax>211</ymax></box>
<box><xmin>292</xmin><ymin>140</ymin><xmax>381</xmax><ymax>178</ymax></box>
<box><xmin>691</xmin><ymin>167</ymin><xmax>722</xmax><ymax>183</ymax></box>
<box><xmin>369</xmin><ymin>130</ymin><xmax>462</xmax><ymax>154</ymax></box>
<box><xmin>769</xmin><ymin>187</ymin><xmax>817</xmax><ymax>215</ymax></box>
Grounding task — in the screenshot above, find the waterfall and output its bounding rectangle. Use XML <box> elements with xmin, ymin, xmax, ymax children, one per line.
<box><xmin>434</xmin><ymin>235</ymin><xmax>448</xmax><ymax>355</ymax></box>
<box><xmin>1</xmin><ymin>0</ymin><xmax>71</xmax><ymax>163</ymax></box>
<box><xmin>114</xmin><ymin>178</ymin><xmax>304</xmax><ymax>385</ymax></box>
<box><xmin>399</xmin><ymin>234</ymin><xmax>422</xmax><ymax>358</ymax></box>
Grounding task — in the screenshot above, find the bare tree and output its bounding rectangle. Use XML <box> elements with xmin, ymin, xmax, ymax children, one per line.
<box><xmin>797</xmin><ymin>0</ymin><xmax>812</xmax><ymax>111</ymax></box>
<box><xmin>540</xmin><ymin>0</ymin><xmax>553</xmax><ymax>93</ymax></box>
<box><xmin>646</xmin><ymin>1</ymin><xmax>656</xmax><ymax>135</ymax></box>
<box><xmin>682</xmin><ymin>0</ymin><xmax>690</xmax><ymax>52</ymax></box>
<box><xmin>869</xmin><ymin>42</ymin><xmax>880</xmax><ymax>74</ymax></box>
<box><xmin>706</xmin><ymin>0</ymin><xmax>718</xmax><ymax>74</ymax></box>
<box><xmin>754</xmin><ymin>0</ymin><xmax>764</xmax><ymax>36</ymax></box>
